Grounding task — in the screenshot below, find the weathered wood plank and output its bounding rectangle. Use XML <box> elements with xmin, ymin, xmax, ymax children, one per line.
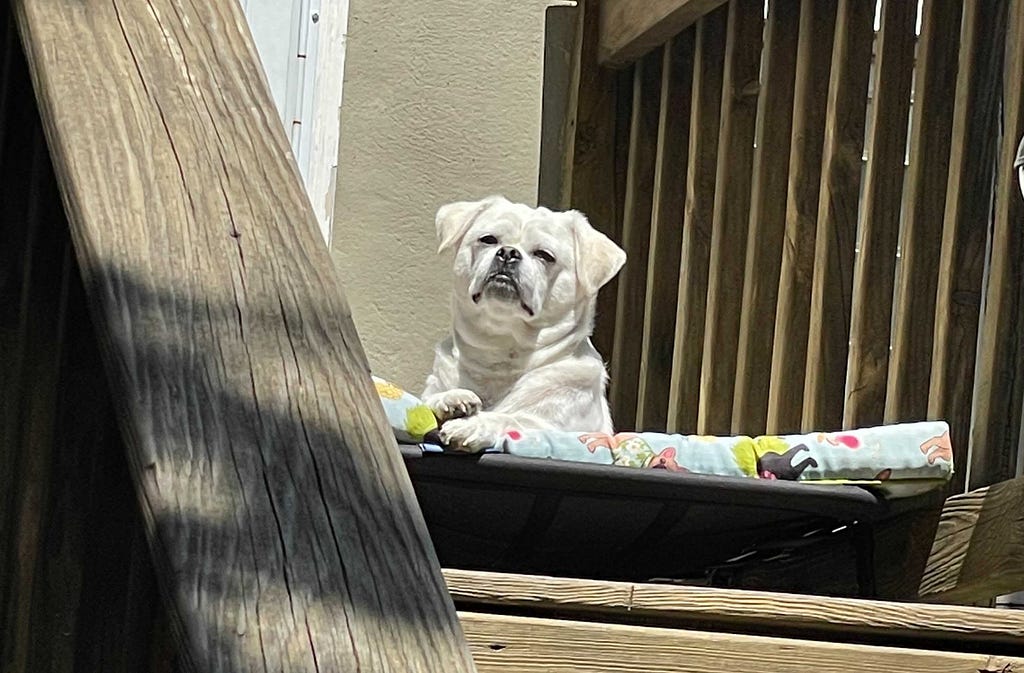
<box><xmin>570</xmin><ymin>0</ymin><xmax>625</xmax><ymax>364</ymax></box>
<box><xmin>920</xmin><ymin>476</ymin><xmax>1024</xmax><ymax>604</ymax></box>
<box><xmin>460</xmin><ymin>611</ymin><xmax>1023</xmax><ymax>673</ymax></box>
<box><xmin>731</xmin><ymin>0</ymin><xmax>799</xmax><ymax>435</ymax></box>
<box><xmin>696</xmin><ymin>0</ymin><xmax>761</xmax><ymax>435</ymax></box>
<box><xmin>968</xmin><ymin>0</ymin><xmax>1024</xmax><ymax>489</ymax></box>
<box><xmin>539</xmin><ymin>2</ymin><xmax>585</xmax><ymax>210</ymax></box>
<box><xmin>802</xmin><ymin>0</ymin><xmax>874</xmax><ymax>430</ymax></box>
<box><xmin>767</xmin><ymin>0</ymin><xmax>836</xmax><ymax>434</ymax></box>
<box><xmin>884</xmin><ymin>0</ymin><xmax>962</xmax><ymax>424</ymax></box>
<box><xmin>12</xmin><ymin>0</ymin><xmax>476</xmax><ymax>670</ymax></box>
<box><xmin>610</xmin><ymin>50</ymin><xmax>662</xmax><ymax>429</ymax></box>
<box><xmin>666</xmin><ymin>7</ymin><xmax>726</xmax><ymax>433</ymax></box>
<box><xmin>843</xmin><ymin>0</ymin><xmax>916</xmax><ymax>428</ymax></box>
<box><xmin>599</xmin><ymin>0</ymin><xmax>728</xmax><ymax>67</ymax></box>
<box><xmin>636</xmin><ymin>32</ymin><xmax>694</xmax><ymax>431</ymax></box>
<box><xmin>929</xmin><ymin>0</ymin><xmax>1007</xmax><ymax>494</ymax></box>
<box><xmin>444</xmin><ymin>568</ymin><xmax>1024</xmax><ymax>647</ymax></box>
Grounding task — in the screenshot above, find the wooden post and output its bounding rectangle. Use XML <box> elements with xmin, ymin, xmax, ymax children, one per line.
<box><xmin>919</xmin><ymin>476</ymin><xmax>1024</xmax><ymax>605</ymax></box>
<box><xmin>11</xmin><ymin>0</ymin><xmax>477</xmax><ymax>670</ymax></box>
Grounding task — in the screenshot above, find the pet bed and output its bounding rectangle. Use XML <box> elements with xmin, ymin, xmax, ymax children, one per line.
<box><xmin>373</xmin><ymin>376</ymin><xmax>952</xmax><ymax>590</ymax></box>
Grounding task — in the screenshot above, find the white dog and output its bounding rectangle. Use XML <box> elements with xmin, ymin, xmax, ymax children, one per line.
<box><xmin>423</xmin><ymin>195</ymin><xmax>626</xmax><ymax>451</ymax></box>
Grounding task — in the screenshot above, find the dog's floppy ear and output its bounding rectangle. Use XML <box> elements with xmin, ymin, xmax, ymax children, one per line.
<box><xmin>435</xmin><ymin>196</ymin><xmax>502</xmax><ymax>254</ymax></box>
<box><xmin>570</xmin><ymin>210</ymin><xmax>626</xmax><ymax>296</ymax></box>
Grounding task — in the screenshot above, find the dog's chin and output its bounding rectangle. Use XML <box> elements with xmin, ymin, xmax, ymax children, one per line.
<box><xmin>470</xmin><ymin>274</ymin><xmax>535</xmax><ymax>317</ymax></box>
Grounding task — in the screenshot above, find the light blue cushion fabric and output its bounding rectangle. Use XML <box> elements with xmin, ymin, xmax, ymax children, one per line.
<box><xmin>372</xmin><ymin>379</ymin><xmax>952</xmax><ymax>496</ymax></box>
<box><xmin>497</xmin><ymin>422</ymin><xmax>952</xmax><ymax>495</ymax></box>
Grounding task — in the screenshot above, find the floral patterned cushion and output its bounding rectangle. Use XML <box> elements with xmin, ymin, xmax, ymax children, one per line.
<box><xmin>371</xmin><ymin>377</ymin><xmax>953</xmax><ymax>496</ymax></box>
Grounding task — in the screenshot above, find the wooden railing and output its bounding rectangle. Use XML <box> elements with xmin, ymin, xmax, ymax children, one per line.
<box><xmin>2</xmin><ymin>1</ymin><xmax>476</xmax><ymax>670</ymax></box>
<box><xmin>569</xmin><ymin>0</ymin><xmax>1024</xmax><ymax>493</ymax></box>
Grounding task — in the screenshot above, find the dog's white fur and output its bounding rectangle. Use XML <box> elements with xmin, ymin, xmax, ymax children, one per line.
<box><xmin>423</xmin><ymin>195</ymin><xmax>626</xmax><ymax>451</ymax></box>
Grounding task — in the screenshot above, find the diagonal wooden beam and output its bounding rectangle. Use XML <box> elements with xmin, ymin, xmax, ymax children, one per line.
<box><xmin>11</xmin><ymin>0</ymin><xmax>476</xmax><ymax>670</ymax></box>
<box><xmin>599</xmin><ymin>0</ymin><xmax>728</xmax><ymax>67</ymax></box>
<box><xmin>919</xmin><ymin>475</ymin><xmax>1024</xmax><ymax>605</ymax></box>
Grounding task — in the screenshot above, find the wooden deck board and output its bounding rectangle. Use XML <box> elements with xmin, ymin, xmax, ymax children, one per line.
<box><xmin>460</xmin><ymin>611</ymin><xmax>1022</xmax><ymax>672</ymax></box>
<box><xmin>446</xmin><ymin>568</ymin><xmax>1024</xmax><ymax>648</ymax></box>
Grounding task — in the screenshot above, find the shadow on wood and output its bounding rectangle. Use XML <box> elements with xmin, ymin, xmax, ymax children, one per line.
<box><xmin>6</xmin><ymin>0</ymin><xmax>477</xmax><ymax>670</ymax></box>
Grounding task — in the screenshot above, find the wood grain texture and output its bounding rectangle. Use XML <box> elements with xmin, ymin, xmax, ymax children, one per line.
<box><xmin>731</xmin><ymin>0</ymin><xmax>799</xmax><ymax>435</ymax></box>
<box><xmin>802</xmin><ymin>0</ymin><xmax>873</xmax><ymax>431</ymax></box>
<box><xmin>967</xmin><ymin>0</ymin><xmax>1024</xmax><ymax>489</ymax></box>
<box><xmin>459</xmin><ymin>611</ymin><xmax>1023</xmax><ymax>673</ymax></box>
<box><xmin>12</xmin><ymin>0</ymin><xmax>476</xmax><ymax>670</ymax></box>
<box><xmin>610</xmin><ymin>50</ymin><xmax>662</xmax><ymax>429</ymax></box>
<box><xmin>539</xmin><ymin>2</ymin><xmax>585</xmax><ymax>210</ymax></box>
<box><xmin>843</xmin><ymin>0</ymin><xmax>916</xmax><ymax>428</ymax></box>
<box><xmin>444</xmin><ymin>568</ymin><xmax>1024</xmax><ymax>647</ymax></box>
<box><xmin>920</xmin><ymin>476</ymin><xmax>1024</xmax><ymax>604</ymax></box>
<box><xmin>666</xmin><ymin>7</ymin><xmax>726</xmax><ymax>433</ymax></box>
<box><xmin>636</xmin><ymin>32</ymin><xmax>694</xmax><ymax>431</ymax></box>
<box><xmin>696</xmin><ymin>0</ymin><xmax>762</xmax><ymax>435</ymax></box>
<box><xmin>599</xmin><ymin>0</ymin><xmax>728</xmax><ymax>67</ymax></box>
<box><xmin>571</xmin><ymin>0</ymin><xmax>625</xmax><ymax>364</ymax></box>
<box><xmin>884</xmin><ymin>0</ymin><xmax>962</xmax><ymax>424</ymax></box>
<box><xmin>928</xmin><ymin>0</ymin><xmax>1006</xmax><ymax>494</ymax></box>
<box><xmin>767</xmin><ymin>0</ymin><xmax>836</xmax><ymax>434</ymax></box>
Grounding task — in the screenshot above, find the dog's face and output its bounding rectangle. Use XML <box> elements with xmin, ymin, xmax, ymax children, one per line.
<box><xmin>436</xmin><ymin>196</ymin><xmax>625</xmax><ymax>329</ymax></box>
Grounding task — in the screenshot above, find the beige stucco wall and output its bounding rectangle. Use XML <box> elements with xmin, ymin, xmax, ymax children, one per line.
<box><xmin>333</xmin><ymin>0</ymin><xmax>570</xmax><ymax>392</ymax></box>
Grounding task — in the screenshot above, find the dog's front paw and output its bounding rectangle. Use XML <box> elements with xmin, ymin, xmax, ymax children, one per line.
<box><xmin>438</xmin><ymin>413</ymin><xmax>513</xmax><ymax>453</ymax></box>
<box><xmin>424</xmin><ymin>388</ymin><xmax>482</xmax><ymax>423</ymax></box>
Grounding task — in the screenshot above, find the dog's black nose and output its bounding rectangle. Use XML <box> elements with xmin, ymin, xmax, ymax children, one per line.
<box><xmin>496</xmin><ymin>246</ymin><xmax>521</xmax><ymax>264</ymax></box>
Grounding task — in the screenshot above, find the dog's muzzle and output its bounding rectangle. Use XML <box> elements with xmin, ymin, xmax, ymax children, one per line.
<box><xmin>472</xmin><ymin>247</ymin><xmax>532</xmax><ymax>314</ymax></box>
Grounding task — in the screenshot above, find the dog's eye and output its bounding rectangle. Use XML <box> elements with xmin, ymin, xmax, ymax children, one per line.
<box><xmin>478</xmin><ymin>234</ymin><xmax>498</xmax><ymax>245</ymax></box>
<box><xmin>533</xmin><ymin>249</ymin><xmax>556</xmax><ymax>264</ymax></box>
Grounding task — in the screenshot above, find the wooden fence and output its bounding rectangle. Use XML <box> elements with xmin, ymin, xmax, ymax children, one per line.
<box><xmin>568</xmin><ymin>0</ymin><xmax>1024</xmax><ymax>493</ymax></box>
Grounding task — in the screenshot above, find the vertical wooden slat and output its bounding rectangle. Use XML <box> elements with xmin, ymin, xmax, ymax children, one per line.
<box><xmin>802</xmin><ymin>0</ymin><xmax>874</xmax><ymax>431</ymax></box>
<box><xmin>884</xmin><ymin>0</ymin><xmax>962</xmax><ymax>423</ymax></box>
<box><xmin>667</xmin><ymin>7</ymin><xmax>727</xmax><ymax>433</ymax></box>
<box><xmin>695</xmin><ymin>0</ymin><xmax>762</xmax><ymax>435</ymax></box>
<box><xmin>2</xmin><ymin>127</ymin><xmax>58</xmax><ymax>673</ymax></box>
<box><xmin>571</xmin><ymin>0</ymin><xmax>625</xmax><ymax>363</ymax></box>
<box><xmin>0</xmin><ymin>11</ymin><xmax>14</xmax><ymax>151</ymax></box>
<box><xmin>766</xmin><ymin>0</ymin><xmax>837</xmax><ymax>434</ymax></box>
<box><xmin>604</xmin><ymin>68</ymin><xmax>639</xmax><ymax>366</ymax></box>
<box><xmin>539</xmin><ymin>3</ymin><xmax>585</xmax><ymax>210</ymax></box>
<box><xmin>610</xmin><ymin>50</ymin><xmax>662</xmax><ymax>429</ymax></box>
<box><xmin>731</xmin><ymin>0</ymin><xmax>800</xmax><ymax>434</ymax></box>
<box><xmin>0</xmin><ymin>3</ymin><xmax>26</xmax><ymax>535</ymax></box>
<box><xmin>969</xmin><ymin>0</ymin><xmax>1024</xmax><ymax>489</ymax></box>
<box><xmin>636</xmin><ymin>31</ymin><xmax>695</xmax><ymax>431</ymax></box>
<box><xmin>929</xmin><ymin>0</ymin><xmax>1007</xmax><ymax>493</ymax></box>
<box><xmin>844</xmin><ymin>0</ymin><xmax>917</xmax><ymax>429</ymax></box>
